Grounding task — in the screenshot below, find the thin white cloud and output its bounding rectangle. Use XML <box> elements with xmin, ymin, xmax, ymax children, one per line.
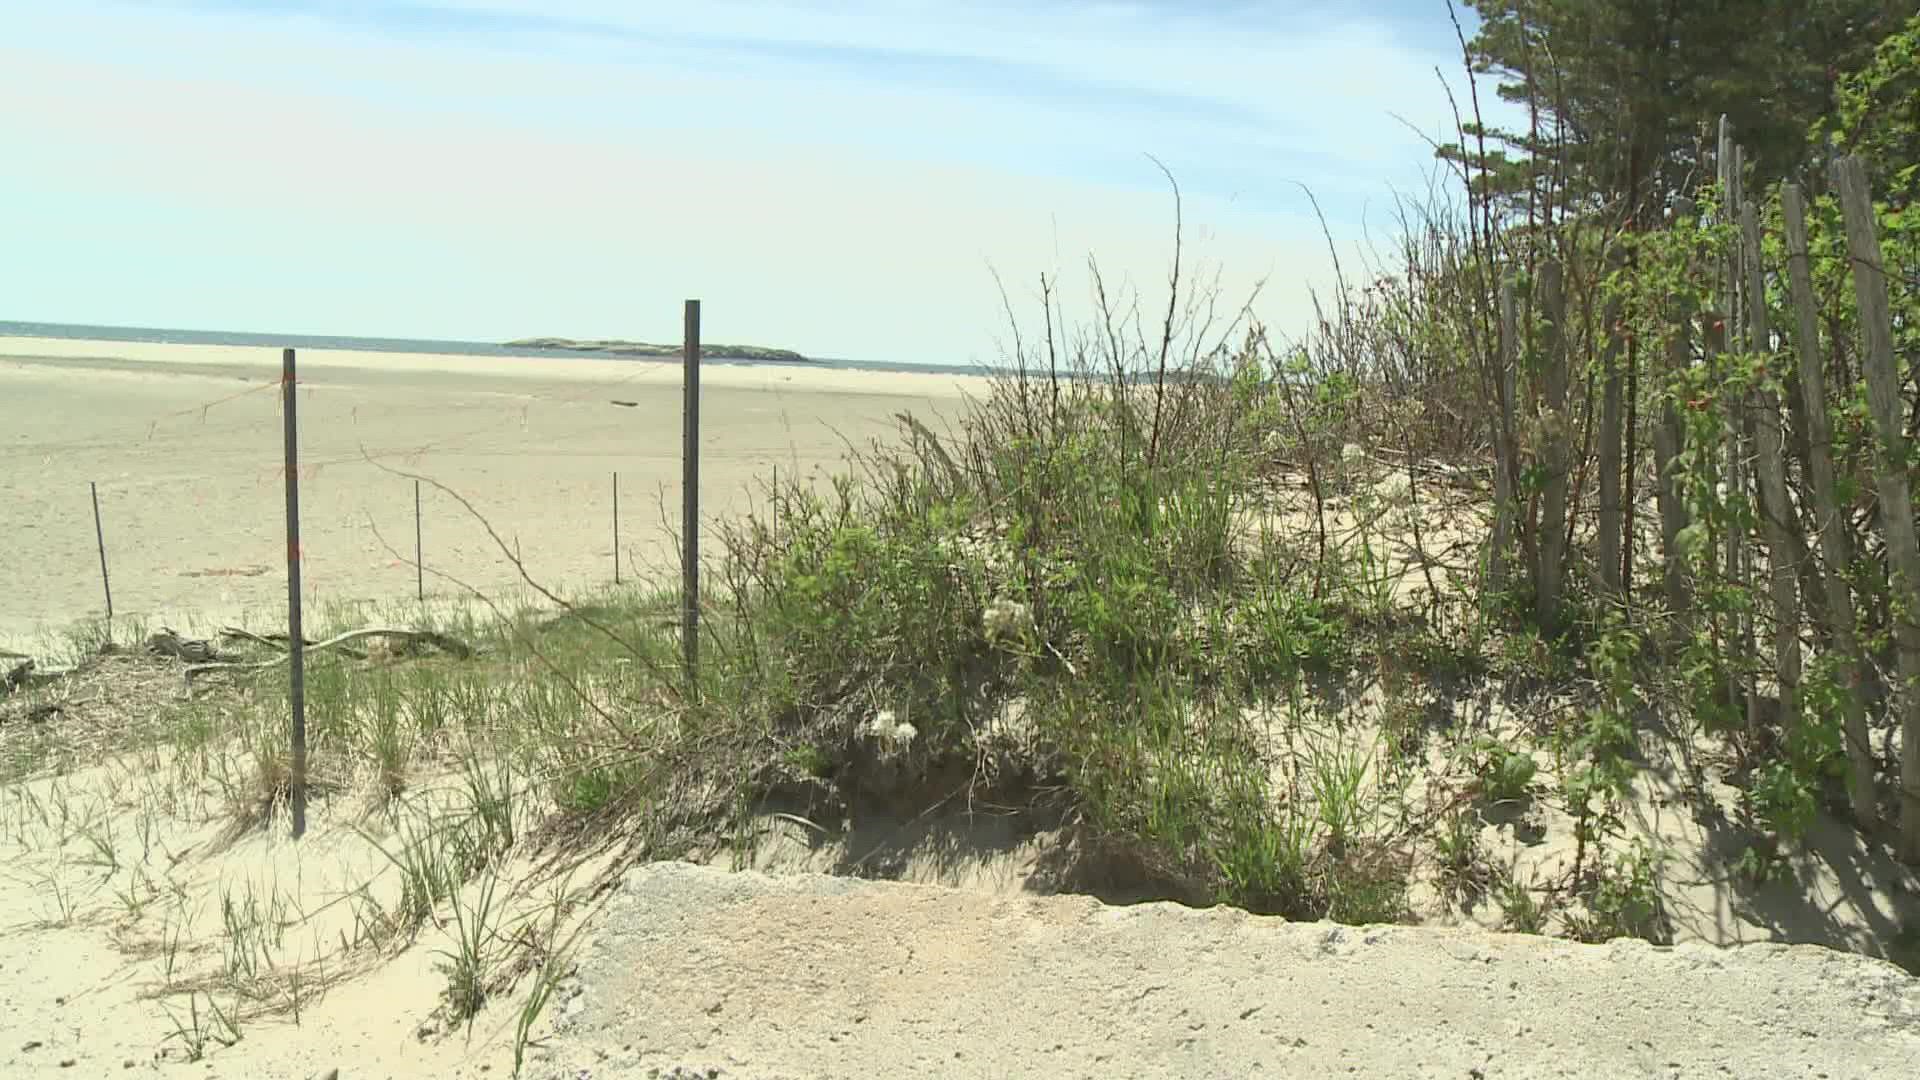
<box><xmin>2</xmin><ymin>1</ymin><xmax>1508</xmax><ymax>362</ymax></box>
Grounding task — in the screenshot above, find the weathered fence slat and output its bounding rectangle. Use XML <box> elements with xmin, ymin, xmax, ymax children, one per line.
<box><xmin>1653</xmin><ymin>199</ymin><xmax>1696</xmax><ymax>618</ymax></box>
<box><xmin>1714</xmin><ymin>121</ymin><xmax>1756</xmax><ymax>733</ymax></box>
<box><xmin>1781</xmin><ymin>182</ymin><xmax>1876</xmax><ymax>825</ymax></box>
<box><xmin>1489</xmin><ymin>276</ymin><xmax>1519</xmax><ymax>595</ymax></box>
<box><xmin>1597</xmin><ymin>259</ymin><xmax>1625</xmax><ymax>595</ymax></box>
<box><xmin>1536</xmin><ymin>259</ymin><xmax>1569</xmax><ymax>635</ymax></box>
<box><xmin>1834</xmin><ymin>154</ymin><xmax>1920</xmax><ymax>862</ymax></box>
<box><xmin>1743</xmin><ymin>198</ymin><xmax>1802</xmax><ymax>748</ymax></box>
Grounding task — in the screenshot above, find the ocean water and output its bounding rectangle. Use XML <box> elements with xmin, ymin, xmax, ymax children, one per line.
<box><xmin>0</xmin><ymin>319</ymin><xmax>978</xmax><ymax>377</ymax></box>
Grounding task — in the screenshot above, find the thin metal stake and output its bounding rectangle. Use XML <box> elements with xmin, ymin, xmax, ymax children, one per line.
<box><xmin>90</xmin><ymin>481</ymin><xmax>112</xmax><ymax>629</ymax></box>
<box><xmin>683</xmin><ymin>299</ymin><xmax>701</xmax><ymax>686</ymax></box>
<box><xmin>414</xmin><ymin>479</ymin><xmax>424</xmax><ymax>603</ymax></box>
<box><xmin>282</xmin><ymin>348</ymin><xmax>308</xmax><ymax>840</ymax></box>
<box><xmin>613</xmin><ymin>471</ymin><xmax>621</xmax><ymax>585</ymax></box>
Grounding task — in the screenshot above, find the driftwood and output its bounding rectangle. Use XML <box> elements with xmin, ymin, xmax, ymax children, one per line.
<box><xmin>219</xmin><ymin>626</ymin><xmax>307</xmax><ymax>649</ymax></box>
<box><xmin>145</xmin><ymin>629</ymin><xmax>229</xmax><ymax>664</ymax></box>
<box><xmin>182</xmin><ymin>627</ymin><xmax>474</xmax><ymax>685</ymax></box>
<box><xmin>216</xmin><ymin>625</ymin><xmax>367</xmax><ymax>658</ymax></box>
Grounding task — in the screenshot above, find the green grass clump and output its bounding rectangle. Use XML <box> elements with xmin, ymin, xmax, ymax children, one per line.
<box><xmin>622</xmin><ymin>334</ymin><xmax>1428</xmax><ymax>919</ymax></box>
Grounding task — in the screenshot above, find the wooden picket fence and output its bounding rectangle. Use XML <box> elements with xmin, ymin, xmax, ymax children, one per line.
<box><xmin>1484</xmin><ymin>117</ymin><xmax>1919</xmax><ymax>862</ymax></box>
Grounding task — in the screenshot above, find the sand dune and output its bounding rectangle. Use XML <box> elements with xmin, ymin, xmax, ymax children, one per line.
<box><xmin>5</xmin><ymin>337</ymin><xmax>1920</xmax><ymax>1080</ymax></box>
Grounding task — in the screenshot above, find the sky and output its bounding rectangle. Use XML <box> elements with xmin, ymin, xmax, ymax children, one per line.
<box><xmin>0</xmin><ymin>1</ymin><xmax>1508</xmax><ymax>367</ymax></box>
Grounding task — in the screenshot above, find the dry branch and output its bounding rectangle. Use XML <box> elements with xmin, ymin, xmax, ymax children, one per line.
<box><xmin>182</xmin><ymin>627</ymin><xmax>473</xmax><ymax>685</ymax></box>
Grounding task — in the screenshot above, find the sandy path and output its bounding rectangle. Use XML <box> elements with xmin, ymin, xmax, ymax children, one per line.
<box><xmin>538</xmin><ymin>862</ymin><xmax>1920</xmax><ymax>1080</ymax></box>
<box><xmin>0</xmin><ymin>338</ymin><xmax>977</xmax><ymax>654</ymax></box>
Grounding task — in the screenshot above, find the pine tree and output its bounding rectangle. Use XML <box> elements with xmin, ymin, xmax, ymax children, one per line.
<box><xmin>1445</xmin><ymin>0</ymin><xmax>1919</xmax><ymax>219</ymax></box>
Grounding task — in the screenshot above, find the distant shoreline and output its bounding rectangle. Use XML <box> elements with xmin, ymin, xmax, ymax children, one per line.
<box><xmin>0</xmin><ymin>319</ymin><xmax>982</xmax><ymax>378</ymax></box>
<box><xmin>505</xmin><ymin>337</ymin><xmax>813</xmax><ymax>364</ymax></box>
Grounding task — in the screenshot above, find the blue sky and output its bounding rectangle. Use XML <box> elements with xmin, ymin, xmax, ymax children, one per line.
<box><xmin>0</xmin><ymin>1</ymin><xmax>1503</xmax><ymax>366</ymax></box>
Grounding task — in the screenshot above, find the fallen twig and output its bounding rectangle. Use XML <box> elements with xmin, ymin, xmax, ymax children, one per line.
<box><xmin>183</xmin><ymin>627</ymin><xmax>474</xmax><ymax>685</ymax></box>
<box><xmin>219</xmin><ymin>626</ymin><xmax>307</xmax><ymax>649</ymax></box>
<box><xmin>146</xmin><ymin>628</ymin><xmax>240</xmax><ymax>664</ymax></box>
<box><xmin>218</xmin><ymin>626</ymin><xmax>366</xmax><ymax>660</ymax></box>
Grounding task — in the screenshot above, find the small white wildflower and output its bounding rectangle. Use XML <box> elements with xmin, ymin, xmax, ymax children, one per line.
<box><xmin>862</xmin><ymin>709</ymin><xmax>917</xmax><ymax>756</ymax></box>
<box><xmin>1341</xmin><ymin>442</ymin><xmax>1376</xmax><ymax>492</ymax></box>
<box><xmin>862</xmin><ymin>709</ymin><xmax>898</xmax><ymax>741</ymax></box>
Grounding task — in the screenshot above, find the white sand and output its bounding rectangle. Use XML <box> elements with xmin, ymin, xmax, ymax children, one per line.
<box><xmin>536</xmin><ymin>861</ymin><xmax>1920</xmax><ymax>1079</ymax></box>
<box><xmin>1</xmin><ymin>337</ymin><xmax>978</xmax><ymax>655</ymax></box>
<box><xmin>0</xmin><ymin>743</ymin><xmax>591</xmax><ymax>1079</ymax></box>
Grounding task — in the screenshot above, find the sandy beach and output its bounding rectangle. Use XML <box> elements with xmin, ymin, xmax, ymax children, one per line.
<box><xmin>1</xmin><ymin>337</ymin><xmax>977</xmax><ymax>656</ymax></box>
<box><xmin>4</xmin><ymin>335</ymin><xmax>1918</xmax><ymax>1079</ymax></box>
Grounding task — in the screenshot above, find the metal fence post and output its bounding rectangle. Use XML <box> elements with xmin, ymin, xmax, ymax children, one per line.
<box><xmin>282</xmin><ymin>348</ymin><xmax>308</xmax><ymax>840</ymax></box>
<box><xmin>90</xmin><ymin>481</ymin><xmax>112</xmax><ymax>630</ymax></box>
<box><xmin>682</xmin><ymin>300</ymin><xmax>701</xmax><ymax>686</ymax></box>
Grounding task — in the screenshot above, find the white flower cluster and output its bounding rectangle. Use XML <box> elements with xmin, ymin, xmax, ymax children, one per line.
<box><xmin>1341</xmin><ymin>442</ymin><xmax>1375</xmax><ymax>491</ymax></box>
<box><xmin>862</xmin><ymin>709</ymin><xmax>917</xmax><ymax>754</ymax></box>
<box><xmin>981</xmin><ymin>597</ymin><xmax>1033</xmax><ymax>643</ymax></box>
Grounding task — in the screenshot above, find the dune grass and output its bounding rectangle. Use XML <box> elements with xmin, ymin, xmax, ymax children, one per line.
<box><xmin>9</xmin><ymin>237</ymin><xmax>1920</xmax><ymax>1071</ymax></box>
